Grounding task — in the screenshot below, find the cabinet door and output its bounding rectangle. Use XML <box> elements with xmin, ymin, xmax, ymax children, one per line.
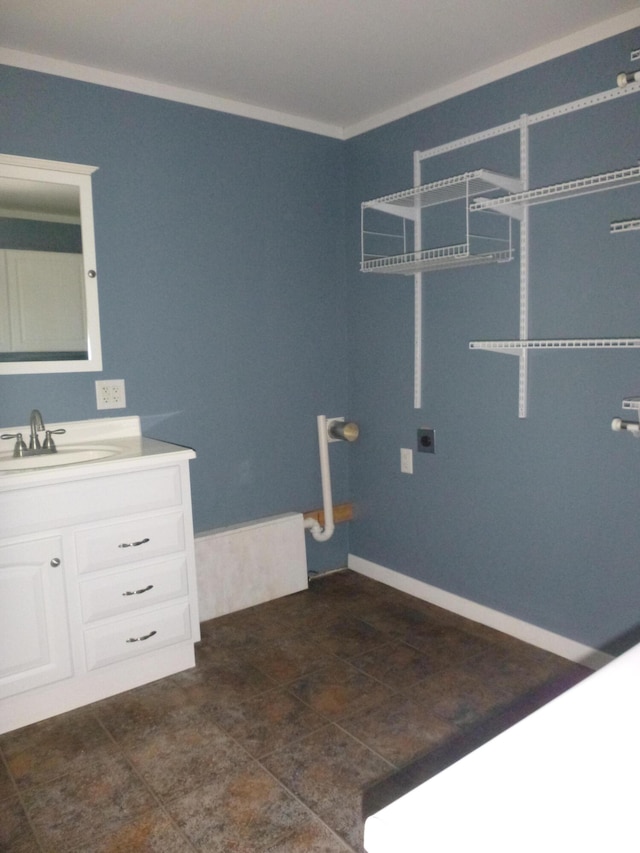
<box><xmin>0</xmin><ymin>537</ymin><xmax>72</xmax><ymax>699</ymax></box>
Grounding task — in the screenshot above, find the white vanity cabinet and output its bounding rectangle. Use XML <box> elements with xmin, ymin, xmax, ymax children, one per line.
<box><xmin>0</xmin><ymin>417</ymin><xmax>200</xmax><ymax>734</ymax></box>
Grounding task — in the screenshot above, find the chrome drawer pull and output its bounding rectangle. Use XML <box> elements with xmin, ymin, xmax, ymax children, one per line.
<box><xmin>122</xmin><ymin>584</ymin><xmax>154</xmax><ymax>597</ymax></box>
<box><xmin>125</xmin><ymin>630</ymin><xmax>157</xmax><ymax>643</ymax></box>
<box><xmin>118</xmin><ymin>537</ymin><xmax>150</xmax><ymax>549</ymax></box>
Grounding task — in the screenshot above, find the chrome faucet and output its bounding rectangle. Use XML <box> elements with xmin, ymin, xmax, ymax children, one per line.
<box><xmin>1</xmin><ymin>410</ymin><xmax>66</xmax><ymax>458</ymax></box>
<box><xmin>29</xmin><ymin>409</ymin><xmax>45</xmax><ymax>450</ymax></box>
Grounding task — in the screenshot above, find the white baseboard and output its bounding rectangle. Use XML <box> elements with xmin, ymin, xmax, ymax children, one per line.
<box><xmin>348</xmin><ymin>554</ymin><xmax>612</xmax><ymax>670</ymax></box>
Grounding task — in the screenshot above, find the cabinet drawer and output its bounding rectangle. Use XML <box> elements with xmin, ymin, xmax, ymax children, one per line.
<box><xmin>0</xmin><ymin>465</ymin><xmax>183</xmax><ymax>539</ymax></box>
<box><xmin>75</xmin><ymin>512</ymin><xmax>185</xmax><ymax>574</ymax></box>
<box><xmin>84</xmin><ymin>601</ymin><xmax>191</xmax><ymax>670</ymax></box>
<box><xmin>79</xmin><ymin>556</ymin><xmax>189</xmax><ymax>623</ymax></box>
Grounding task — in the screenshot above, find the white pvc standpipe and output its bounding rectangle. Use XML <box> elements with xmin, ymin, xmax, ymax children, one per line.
<box><xmin>303</xmin><ymin>414</ymin><xmax>335</xmax><ymax>542</ymax></box>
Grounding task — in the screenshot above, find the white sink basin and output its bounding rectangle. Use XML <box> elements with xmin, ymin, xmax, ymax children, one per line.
<box><xmin>0</xmin><ymin>444</ymin><xmax>121</xmax><ymax>472</ymax></box>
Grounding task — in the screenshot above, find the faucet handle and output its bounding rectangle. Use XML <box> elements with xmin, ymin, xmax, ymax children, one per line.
<box><xmin>1</xmin><ymin>433</ymin><xmax>28</xmax><ymax>457</ymax></box>
<box><xmin>43</xmin><ymin>429</ymin><xmax>66</xmax><ymax>451</ymax></box>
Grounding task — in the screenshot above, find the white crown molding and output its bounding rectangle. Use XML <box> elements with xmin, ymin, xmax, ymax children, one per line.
<box><xmin>0</xmin><ymin>152</ymin><xmax>97</xmax><ymax>174</ymax></box>
<box><xmin>348</xmin><ymin>554</ymin><xmax>613</xmax><ymax>670</ymax></box>
<box><xmin>343</xmin><ymin>7</ymin><xmax>640</xmax><ymax>138</ymax></box>
<box><xmin>0</xmin><ymin>47</ymin><xmax>344</xmax><ymax>140</ymax></box>
<box><xmin>1</xmin><ymin>7</ymin><xmax>639</xmax><ymax>141</ymax></box>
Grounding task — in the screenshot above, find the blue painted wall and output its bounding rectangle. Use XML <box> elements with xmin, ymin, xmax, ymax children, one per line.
<box><xmin>0</xmin><ymin>65</ymin><xmax>349</xmax><ymax>574</ymax></box>
<box><xmin>346</xmin><ymin>27</ymin><xmax>640</xmax><ymax>653</ymax></box>
<box><xmin>2</xmin><ymin>25</ymin><xmax>640</xmax><ymax>649</ymax></box>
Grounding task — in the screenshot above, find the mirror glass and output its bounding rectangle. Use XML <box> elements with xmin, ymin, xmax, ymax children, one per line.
<box><xmin>0</xmin><ymin>154</ymin><xmax>102</xmax><ymax>374</ymax></box>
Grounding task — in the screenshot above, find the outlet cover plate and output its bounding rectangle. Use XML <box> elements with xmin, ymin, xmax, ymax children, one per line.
<box><xmin>400</xmin><ymin>447</ymin><xmax>413</xmax><ymax>474</ymax></box>
<box><xmin>96</xmin><ymin>379</ymin><xmax>126</xmax><ymax>410</ymax></box>
<box><xmin>417</xmin><ymin>428</ymin><xmax>435</xmax><ymax>453</ymax></box>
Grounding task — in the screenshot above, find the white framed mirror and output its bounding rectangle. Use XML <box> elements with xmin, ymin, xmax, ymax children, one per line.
<box><xmin>0</xmin><ymin>154</ymin><xmax>102</xmax><ymax>374</ymax></box>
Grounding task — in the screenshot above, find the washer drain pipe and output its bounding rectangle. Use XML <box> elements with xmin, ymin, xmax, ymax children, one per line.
<box><xmin>304</xmin><ymin>414</ymin><xmax>359</xmax><ymax>543</ymax></box>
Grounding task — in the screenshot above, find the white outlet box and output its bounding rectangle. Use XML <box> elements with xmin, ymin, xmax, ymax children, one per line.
<box><xmin>400</xmin><ymin>447</ymin><xmax>413</xmax><ymax>474</ymax></box>
<box><xmin>96</xmin><ymin>379</ymin><xmax>126</xmax><ymax>410</ymax></box>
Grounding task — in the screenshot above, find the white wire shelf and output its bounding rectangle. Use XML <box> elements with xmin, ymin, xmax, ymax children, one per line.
<box><xmin>361</xmin><ymin>244</ymin><xmax>513</xmax><ymax>275</ymax></box>
<box><xmin>361</xmin><ymin>169</ymin><xmax>517</xmax><ymax>275</ymax></box>
<box><xmin>469</xmin><ymin>165</ymin><xmax>640</xmax><ymax>215</ymax></box>
<box><xmin>362</xmin><ymin>169</ymin><xmax>523</xmax><ymax>219</ymax></box>
<box><xmin>470</xmin><ymin>338</ymin><xmax>640</xmax><ymax>354</ymax></box>
<box><xmin>611</xmin><ymin>218</ymin><xmax>640</xmax><ymax>234</ymax></box>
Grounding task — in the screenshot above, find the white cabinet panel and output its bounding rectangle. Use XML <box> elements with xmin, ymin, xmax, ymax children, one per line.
<box><xmin>0</xmin><ymin>465</ymin><xmax>183</xmax><ymax>539</ymax></box>
<box><xmin>79</xmin><ymin>556</ymin><xmax>188</xmax><ymax>622</ymax></box>
<box><xmin>83</xmin><ymin>601</ymin><xmax>191</xmax><ymax>670</ymax></box>
<box><xmin>75</xmin><ymin>511</ymin><xmax>185</xmax><ymax>574</ymax></box>
<box><xmin>0</xmin><ymin>537</ymin><xmax>72</xmax><ymax>699</ymax></box>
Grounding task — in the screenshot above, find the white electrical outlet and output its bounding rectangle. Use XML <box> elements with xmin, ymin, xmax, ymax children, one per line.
<box><xmin>400</xmin><ymin>447</ymin><xmax>413</xmax><ymax>474</ymax></box>
<box><xmin>96</xmin><ymin>379</ymin><xmax>126</xmax><ymax>410</ymax></box>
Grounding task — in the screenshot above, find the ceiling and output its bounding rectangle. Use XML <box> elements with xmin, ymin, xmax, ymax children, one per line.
<box><xmin>1</xmin><ymin>1</ymin><xmax>639</xmax><ymax>138</ymax></box>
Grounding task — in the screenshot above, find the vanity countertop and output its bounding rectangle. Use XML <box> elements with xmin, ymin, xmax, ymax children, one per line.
<box><xmin>0</xmin><ymin>416</ymin><xmax>195</xmax><ymax>488</ymax></box>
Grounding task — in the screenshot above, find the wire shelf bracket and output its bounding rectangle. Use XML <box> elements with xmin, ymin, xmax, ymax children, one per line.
<box><xmin>470</xmin><ymin>338</ymin><xmax>640</xmax><ymax>354</ymax></box>
<box><xmin>470</xmin><ymin>166</ymin><xmax>640</xmax><ymax>215</ymax></box>
<box><xmin>611</xmin><ymin>218</ymin><xmax>640</xmax><ymax>234</ymax></box>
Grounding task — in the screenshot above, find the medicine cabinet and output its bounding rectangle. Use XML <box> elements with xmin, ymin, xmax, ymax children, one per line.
<box><xmin>0</xmin><ymin>153</ymin><xmax>102</xmax><ymax>374</ymax></box>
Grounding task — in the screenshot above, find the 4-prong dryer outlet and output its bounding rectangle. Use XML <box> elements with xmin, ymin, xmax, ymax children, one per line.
<box><xmin>417</xmin><ymin>428</ymin><xmax>435</xmax><ymax>454</ymax></box>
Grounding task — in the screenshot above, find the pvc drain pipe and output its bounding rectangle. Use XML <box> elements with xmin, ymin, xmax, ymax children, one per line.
<box><xmin>304</xmin><ymin>415</ymin><xmax>335</xmax><ymax>542</ymax></box>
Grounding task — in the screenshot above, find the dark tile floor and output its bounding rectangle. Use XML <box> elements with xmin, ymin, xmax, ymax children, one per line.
<box><xmin>0</xmin><ymin>569</ymin><xmax>590</xmax><ymax>852</ymax></box>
